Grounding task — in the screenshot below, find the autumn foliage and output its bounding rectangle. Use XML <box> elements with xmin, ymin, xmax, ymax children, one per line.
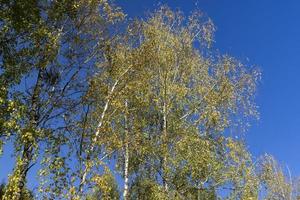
<box><xmin>0</xmin><ymin>1</ymin><xmax>296</xmax><ymax>199</ymax></box>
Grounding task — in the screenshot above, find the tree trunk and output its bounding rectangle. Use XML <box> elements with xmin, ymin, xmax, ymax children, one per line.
<box><xmin>123</xmin><ymin>100</ymin><xmax>129</xmax><ymax>200</ymax></box>
<box><xmin>162</xmin><ymin>74</ymin><xmax>169</xmax><ymax>193</ymax></box>
<box><xmin>78</xmin><ymin>66</ymin><xmax>132</xmax><ymax>194</ymax></box>
<box><xmin>17</xmin><ymin>69</ymin><xmax>43</xmax><ymax>198</ymax></box>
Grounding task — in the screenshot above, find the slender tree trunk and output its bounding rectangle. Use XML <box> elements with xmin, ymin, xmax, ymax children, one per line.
<box><xmin>78</xmin><ymin>84</ymin><xmax>114</xmax><ymax>194</ymax></box>
<box><xmin>163</xmin><ymin>101</ymin><xmax>169</xmax><ymax>192</ymax></box>
<box><xmin>78</xmin><ymin>66</ymin><xmax>132</xmax><ymax>194</ymax></box>
<box><xmin>123</xmin><ymin>100</ymin><xmax>129</xmax><ymax>200</ymax></box>
<box><xmin>162</xmin><ymin>74</ymin><xmax>169</xmax><ymax>193</ymax></box>
<box><xmin>16</xmin><ymin>69</ymin><xmax>43</xmax><ymax>198</ymax></box>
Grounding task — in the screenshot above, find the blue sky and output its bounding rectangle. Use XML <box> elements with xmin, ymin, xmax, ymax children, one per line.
<box><xmin>116</xmin><ymin>0</ymin><xmax>300</xmax><ymax>177</ymax></box>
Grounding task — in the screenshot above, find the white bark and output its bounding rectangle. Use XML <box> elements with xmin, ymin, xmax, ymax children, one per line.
<box><xmin>163</xmin><ymin>75</ymin><xmax>169</xmax><ymax>192</ymax></box>
<box><xmin>123</xmin><ymin>100</ymin><xmax>129</xmax><ymax>200</ymax></box>
<box><xmin>78</xmin><ymin>66</ymin><xmax>132</xmax><ymax>194</ymax></box>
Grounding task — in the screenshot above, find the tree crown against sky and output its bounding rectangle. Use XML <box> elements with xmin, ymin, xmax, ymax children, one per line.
<box><xmin>0</xmin><ymin>0</ymin><xmax>298</xmax><ymax>199</ymax></box>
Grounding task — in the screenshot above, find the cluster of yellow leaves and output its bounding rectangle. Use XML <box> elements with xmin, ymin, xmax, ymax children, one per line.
<box><xmin>224</xmin><ymin>138</ymin><xmax>259</xmax><ymax>199</ymax></box>
<box><xmin>91</xmin><ymin>168</ymin><xmax>119</xmax><ymax>200</ymax></box>
<box><xmin>3</xmin><ymin>158</ymin><xmax>32</xmax><ymax>200</ymax></box>
<box><xmin>72</xmin><ymin>0</ymin><xmax>125</xmax><ymax>23</ymax></box>
<box><xmin>259</xmin><ymin>155</ymin><xmax>292</xmax><ymax>200</ymax></box>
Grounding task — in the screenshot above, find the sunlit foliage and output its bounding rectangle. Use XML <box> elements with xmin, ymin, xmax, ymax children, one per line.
<box><xmin>0</xmin><ymin>1</ymin><xmax>296</xmax><ymax>200</ymax></box>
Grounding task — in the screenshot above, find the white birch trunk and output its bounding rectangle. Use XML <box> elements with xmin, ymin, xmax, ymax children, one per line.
<box><xmin>163</xmin><ymin>74</ymin><xmax>169</xmax><ymax>192</ymax></box>
<box><xmin>123</xmin><ymin>100</ymin><xmax>129</xmax><ymax>200</ymax></box>
<box><xmin>78</xmin><ymin>66</ymin><xmax>132</xmax><ymax>194</ymax></box>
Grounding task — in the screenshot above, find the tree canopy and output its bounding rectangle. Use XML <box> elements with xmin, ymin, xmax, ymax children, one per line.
<box><xmin>0</xmin><ymin>1</ymin><xmax>297</xmax><ymax>200</ymax></box>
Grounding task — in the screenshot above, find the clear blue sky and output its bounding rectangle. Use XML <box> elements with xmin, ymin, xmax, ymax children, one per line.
<box><xmin>1</xmin><ymin>0</ymin><xmax>300</xmax><ymax>189</ymax></box>
<box><xmin>116</xmin><ymin>0</ymin><xmax>300</xmax><ymax>177</ymax></box>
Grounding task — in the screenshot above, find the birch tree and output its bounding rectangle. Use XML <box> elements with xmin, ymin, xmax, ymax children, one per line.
<box><xmin>83</xmin><ymin>6</ymin><xmax>260</xmax><ymax>199</ymax></box>
<box><xmin>123</xmin><ymin>7</ymin><xmax>259</xmax><ymax>199</ymax></box>
<box><xmin>2</xmin><ymin>2</ymin><xmax>294</xmax><ymax>200</ymax></box>
<box><xmin>0</xmin><ymin>0</ymin><xmax>124</xmax><ymax>199</ymax></box>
